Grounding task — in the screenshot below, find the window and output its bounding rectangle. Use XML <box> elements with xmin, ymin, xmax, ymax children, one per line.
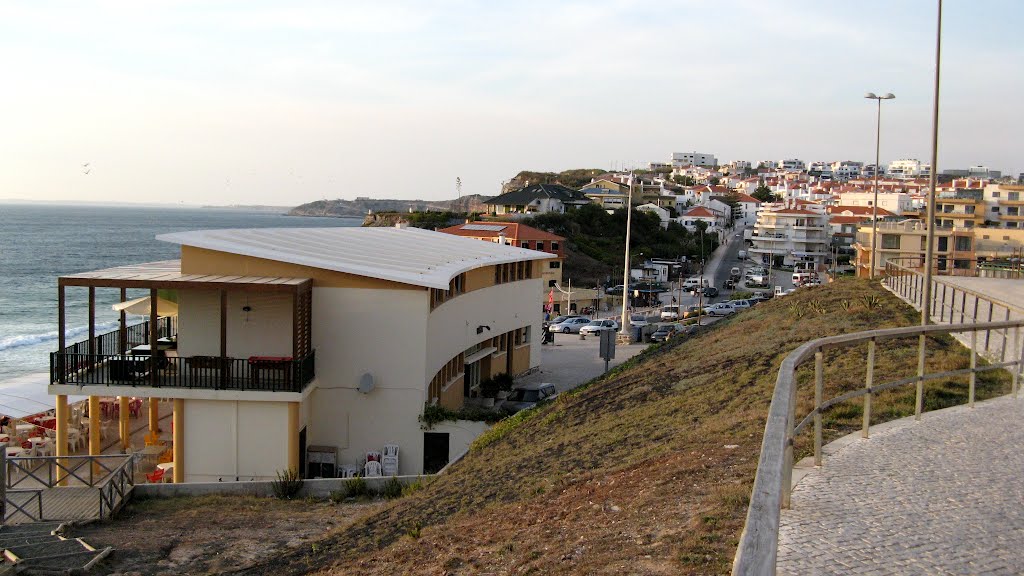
<box><xmin>548</xmin><ymin>279</ymin><xmax>557</xmax><ymax>287</ymax></box>
<box><xmin>1010</xmin><ymin>192</ymin><xmax>1020</xmax><ymax>201</ymax></box>
<box><xmin>992</xmin><ymin>191</ymin><xmax>1001</xmax><ymax>198</ymax></box>
<box><xmin>536</xmin><ymin>241</ymin><xmax>545</xmax><ymax>251</ymax></box>
<box><xmin>938</xmin><ymin>237</ymin><xmax>948</xmax><ymax>252</ymax></box>
<box><xmin>965</xmin><ymin>205</ymin><xmax>975</xmax><ymax>214</ymax></box>
<box><xmin>549</xmin><ymin>261</ymin><xmax>561</xmax><ymax>269</ymax></box>
<box><xmin>551</xmin><ymin>242</ymin><xmax>560</xmax><ymax>251</ymax></box>
<box><xmin>992</xmin><ymin>207</ymin><xmax>1000</xmax><ymax>213</ymax></box>
<box><xmin>955</xmin><ymin>236</ymin><xmax>972</xmax><ymax>252</ymax></box>
<box><xmin>521</xmin><ymin>241</ymin><xmax>529</xmax><ymax>248</ymax></box>
<box><xmin>881</xmin><ymin>234</ymin><xmax>900</xmax><ymax>249</ymax></box>
<box><xmin>523</xmin><ymin>326</ymin><xmax>531</xmax><ymax>344</ymax></box>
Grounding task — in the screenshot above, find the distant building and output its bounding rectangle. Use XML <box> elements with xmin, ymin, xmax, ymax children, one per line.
<box><xmin>671</xmin><ymin>152</ymin><xmax>718</xmax><ymax>168</ymax></box>
<box><xmin>853</xmin><ymin>220</ymin><xmax>975</xmax><ymax>278</ymax></box>
<box><xmin>485</xmin><ymin>184</ymin><xmax>589</xmax><ymax>215</ymax></box>
<box><xmin>887</xmin><ymin>159</ymin><xmax>931</xmax><ymax>179</ymax></box>
<box><xmin>835</xmin><ymin>191</ymin><xmax>912</xmax><ymax>215</ymax></box>
<box><xmin>778</xmin><ymin>159</ymin><xmax>806</xmax><ymax>172</ymax></box>
<box><xmin>982</xmin><ymin>184</ymin><xmax>1024</xmax><ymax>229</ymax></box>
<box><xmin>750</xmin><ymin>200</ymin><xmax>829</xmax><ymax>269</ymax></box>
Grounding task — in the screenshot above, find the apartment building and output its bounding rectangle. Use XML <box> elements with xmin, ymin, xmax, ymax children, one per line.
<box><xmin>853</xmin><ymin>220</ymin><xmax>975</xmax><ymax>278</ymax></box>
<box><xmin>983</xmin><ymin>184</ymin><xmax>1024</xmax><ymax>228</ymax></box>
<box><xmin>749</xmin><ymin>201</ymin><xmax>829</xmax><ymax>268</ymax></box>
<box><xmin>934</xmin><ymin>189</ymin><xmax>985</xmax><ymax>229</ymax></box>
<box><xmin>671</xmin><ymin>152</ymin><xmax>718</xmax><ymax>168</ymax></box>
<box><xmin>835</xmin><ymin>191</ymin><xmax>912</xmax><ymax>215</ymax></box>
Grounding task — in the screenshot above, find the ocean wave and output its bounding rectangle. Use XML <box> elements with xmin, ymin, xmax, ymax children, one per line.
<box><xmin>0</xmin><ymin>321</ymin><xmax>124</xmax><ymax>352</ymax></box>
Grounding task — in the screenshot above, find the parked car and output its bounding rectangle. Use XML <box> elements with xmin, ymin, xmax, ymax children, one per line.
<box><xmin>728</xmin><ymin>299</ymin><xmax>752</xmax><ymax>311</ymax></box>
<box><xmin>660</xmin><ymin>305</ymin><xmax>680</xmax><ymax>320</ymax></box>
<box><xmin>683</xmin><ymin>305</ymin><xmax>703</xmax><ymax>318</ymax></box>
<box><xmin>630</xmin><ymin>313</ymin><xmax>651</xmax><ymax>328</ymax></box>
<box><xmin>549</xmin><ymin>317</ymin><xmax>591</xmax><ymax>333</ymax></box>
<box><xmin>579</xmin><ymin>318</ymin><xmax>620</xmax><ymax>335</ymax></box>
<box><xmin>737</xmin><ymin>250</ymin><xmax>747</xmax><ymax>260</ymax></box>
<box><xmin>681</xmin><ymin>277</ymin><xmax>708</xmax><ymax>291</ymax></box>
<box><xmin>699</xmin><ymin>286</ymin><xmax>719</xmax><ymax>298</ymax></box>
<box><xmin>724</xmin><ymin>279</ymin><xmax>735</xmax><ymax>290</ymax></box>
<box><xmin>705</xmin><ymin>302</ymin><xmax>737</xmax><ymax>316</ymax></box>
<box><xmin>548</xmin><ymin>315</ymin><xmax>581</xmax><ymax>326</ymax></box>
<box><xmin>502</xmin><ymin>382</ymin><xmax>559</xmax><ymax>414</ymax></box>
<box><xmin>650</xmin><ymin>323</ymin><xmax>683</xmax><ymax>342</ymax></box>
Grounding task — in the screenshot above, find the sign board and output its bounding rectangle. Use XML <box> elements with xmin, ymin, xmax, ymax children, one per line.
<box><xmin>599</xmin><ymin>329</ymin><xmax>616</xmax><ymax>361</ymax></box>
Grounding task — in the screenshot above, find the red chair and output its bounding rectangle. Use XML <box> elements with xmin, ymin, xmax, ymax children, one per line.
<box><xmin>146</xmin><ymin>468</ymin><xmax>165</xmax><ymax>483</ymax></box>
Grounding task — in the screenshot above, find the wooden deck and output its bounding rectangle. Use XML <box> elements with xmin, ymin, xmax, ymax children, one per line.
<box><xmin>3</xmin><ymin>402</ymin><xmax>172</xmax><ymax>525</ymax></box>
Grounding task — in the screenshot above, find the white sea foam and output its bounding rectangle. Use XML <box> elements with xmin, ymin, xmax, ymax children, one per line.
<box><xmin>0</xmin><ymin>321</ymin><xmax>122</xmax><ymax>352</ymax></box>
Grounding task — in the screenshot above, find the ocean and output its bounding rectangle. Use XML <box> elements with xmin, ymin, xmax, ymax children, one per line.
<box><xmin>0</xmin><ymin>202</ymin><xmax>360</xmax><ymax>408</ymax></box>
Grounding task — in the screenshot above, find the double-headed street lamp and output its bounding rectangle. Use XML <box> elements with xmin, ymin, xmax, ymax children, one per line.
<box><xmin>865</xmin><ymin>92</ymin><xmax>895</xmax><ymax>279</ymax></box>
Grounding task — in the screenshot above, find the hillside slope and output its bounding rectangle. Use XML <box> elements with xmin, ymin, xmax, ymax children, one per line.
<box><xmin>232</xmin><ymin>279</ymin><xmax>1009</xmax><ymax>575</ymax></box>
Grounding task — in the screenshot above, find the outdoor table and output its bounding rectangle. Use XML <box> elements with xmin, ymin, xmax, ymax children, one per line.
<box><xmin>6</xmin><ymin>447</ymin><xmax>26</xmax><ymax>458</ymax></box>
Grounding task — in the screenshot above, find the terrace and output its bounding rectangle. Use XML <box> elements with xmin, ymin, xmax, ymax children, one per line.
<box><xmin>50</xmin><ymin>261</ymin><xmax>315</xmax><ymax>394</ymax></box>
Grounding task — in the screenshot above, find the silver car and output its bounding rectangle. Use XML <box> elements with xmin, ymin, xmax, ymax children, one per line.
<box><xmin>549</xmin><ymin>317</ymin><xmax>592</xmax><ymax>333</ymax></box>
<box><xmin>502</xmin><ymin>383</ymin><xmax>559</xmax><ymax>414</ymax></box>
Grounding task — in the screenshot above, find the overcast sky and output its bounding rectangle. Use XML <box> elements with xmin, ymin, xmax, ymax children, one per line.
<box><xmin>1</xmin><ymin>1</ymin><xmax>1020</xmax><ymax>206</ymax></box>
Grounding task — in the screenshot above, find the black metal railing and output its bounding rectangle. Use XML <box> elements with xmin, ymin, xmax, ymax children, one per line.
<box><xmin>50</xmin><ymin>349</ymin><xmax>315</xmax><ymax>393</ymax></box>
<box><xmin>60</xmin><ymin>317</ymin><xmax>175</xmax><ymax>358</ymax></box>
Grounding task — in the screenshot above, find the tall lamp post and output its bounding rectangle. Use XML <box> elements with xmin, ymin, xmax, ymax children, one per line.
<box><xmin>865</xmin><ymin>92</ymin><xmax>895</xmax><ymax>279</ymax></box>
<box><xmin>921</xmin><ymin>0</ymin><xmax>943</xmax><ymax>327</ymax></box>
<box><xmin>618</xmin><ymin>174</ymin><xmax>635</xmax><ymax>342</ymax></box>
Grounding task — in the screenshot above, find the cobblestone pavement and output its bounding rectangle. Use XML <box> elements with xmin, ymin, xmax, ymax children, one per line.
<box><xmin>778</xmin><ymin>395</ymin><xmax>1024</xmax><ymax>575</ymax></box>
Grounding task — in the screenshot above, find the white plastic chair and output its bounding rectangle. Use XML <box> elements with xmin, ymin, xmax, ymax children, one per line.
<box><xmin>365</xmin><ymin>450</ymin><xmax>381</xmax><ymax>463</ymax></box>
<box><xmin>339</xmin><ymin>464</ymin><xmax>360</xmax><ymax>478</ymax></box>
<box><xmin>382</xmin><ymin>444</ymin><xmax>399</xmax><ymax>458</ymax></box>
<box><xmin>363</xmin><ymin>460</ymin><xmax>382</xmax><ymax>477</ymax></box>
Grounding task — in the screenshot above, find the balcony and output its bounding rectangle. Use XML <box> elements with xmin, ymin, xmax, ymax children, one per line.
<box><xmin>1000</xmin><ymin>213</ymin><xmax>1024</xmax><ymax>221</ymax></box>
<box><xmin>54</xmin><ymin>260</ymin><xmax>315</xmax><ymax>394</ymax></box>
<box><xmin>49</xmin><ymin>318</ymin><xmax>315</xmax><ymax>392</ymax></box>
<box><xmin>997</xmin><ymin>198</ymin><xmax>1024</xmax><ymax>206</ymax></box>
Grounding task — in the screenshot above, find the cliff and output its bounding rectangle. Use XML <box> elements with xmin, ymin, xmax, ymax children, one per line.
<box><xmin>288</xmin><ymin>195</ymin><xmax>489</xmax><ymax>218</ymax></box>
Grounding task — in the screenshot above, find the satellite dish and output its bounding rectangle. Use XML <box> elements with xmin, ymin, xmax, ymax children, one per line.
<box><xmin>358</xmin><ymin>373</ymin><xmax>375</xmax><ymax>394</ymax></box>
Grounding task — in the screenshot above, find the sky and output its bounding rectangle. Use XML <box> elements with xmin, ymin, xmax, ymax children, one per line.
<box><xmin>1</xmin><ymin>1</ymin><xmax>1021</xmax><ymax>206</ymax></box>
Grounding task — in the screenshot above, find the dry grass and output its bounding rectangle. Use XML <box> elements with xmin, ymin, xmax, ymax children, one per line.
<box><xmin>77</xmin><ymin>279</ymin><xmax>1012</xmax><ymax>575</ymax></box>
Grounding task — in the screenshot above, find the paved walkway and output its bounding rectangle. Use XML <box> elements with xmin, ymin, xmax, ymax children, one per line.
<box><xmin>777</xmin><ymin>395</ymin><xmax>1024</xmax><ymax>575</ymax></box>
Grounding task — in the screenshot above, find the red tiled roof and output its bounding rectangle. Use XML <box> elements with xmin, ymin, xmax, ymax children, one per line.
<box><xmin>733</xmin><ymin>192</ymin><xmax>760</xmax><ymax>204</ymax></box>
<box><xmin>828</xmin><ymin>205</ymin><xmax>895</xmax><ymax>217</ymax></box>
<box><xmin>772</xmin><ymin>208</ymin><xmax>821</xmax><ymax>216</ymax></box>
<box><xmin>437</xmin><ymin>222</ymin><xmax>565</xmax><ymax>242</ymax></box>
<box><xmin>683</xmin><ymin>206</ymin><xmax>717</xmax><ymax>217</ymax></box>
<box><xmin>828</xmin><ymin>215</ymin><xmax>869</xmax><ymax>224</ymax></box>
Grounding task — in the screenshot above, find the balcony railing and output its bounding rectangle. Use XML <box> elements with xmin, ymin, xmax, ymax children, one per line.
<box><xmin>62</xmin><ymin>317</ymin><xmax>176</xmax><ymax>359</ymax></box>
<box><xmin>50</xmin><ymin>350</ymin><xmax>315</xmax><ymax>393</ymax></box>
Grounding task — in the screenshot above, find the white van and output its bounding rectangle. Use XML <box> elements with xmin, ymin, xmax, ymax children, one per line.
<box><xmin>681</xmin><ymin>277</ymin><xmax>709</xmax><ymax>290</ymax></box>
<box><xmin>660</xmin><ymin>306</ymin><xmax>680</xmax><ymax>320</ymax></box>
<box><xmin>792</xmin><ymin>272</ymin><xmax>815</xmax><ymax>285</ymax></box>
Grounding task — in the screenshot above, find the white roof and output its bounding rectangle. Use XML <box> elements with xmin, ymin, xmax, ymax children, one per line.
<box><xmin>156</xmin><ymin>226</ymin><xmax>551</xmax><ymax>290</ymax></box>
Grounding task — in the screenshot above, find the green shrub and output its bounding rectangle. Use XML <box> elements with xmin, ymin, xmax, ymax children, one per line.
<box><xmin>344</xmin><ymin>476</ymin><xmax>371</xmax><ymax>498</ymax></box>
<box><xmin>492</xmin><ymin>372</ymin><xmax>515</xmax><ymax>391</ymax></box>
<box><xmin>382</xmin><ymin>476</ymin><xmax>404</xmax><ymax>499</ymax></box>
<box><xmin>419</xmin><ymin>404</ymin><xmax>506</xmax><ymax>430</ymax></box>
<box><xmin>402</xmin><ymin>477</ymin><xmax>425</xmax><ymax>497</ymax></box>
<box><xmin>328</xmin><ymin>489</ymin><xmax>346</xmax><ymax>503</ymax></box>
<box><xmin>271</xmin><ymin>468</ymin><xmax>303</xmax><ymax>500</ymax></box>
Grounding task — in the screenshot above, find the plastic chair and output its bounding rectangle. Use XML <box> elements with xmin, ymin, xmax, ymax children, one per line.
<box><xmin>363</xmin><ymin>460</ymin><xmax>382</xmax><ymax>477</ymax></box>
<box><xmin>365</xmin><ymin>450</ymin><xmax>381</xmax><ymax>463</ymax></box>
<box><xmin>382</xmin><ymin>444</ymin><xmax>399</xmax><ymax>458</ymax></box>
<box><xmin>146</xmin><ymin>468</ymin><xmax>165</xmax><ymax>483</ymax></box>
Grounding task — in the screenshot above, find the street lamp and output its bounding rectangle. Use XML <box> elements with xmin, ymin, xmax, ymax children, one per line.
<box><xmin>864</xmin><ymin>92</ymin><xmax>895</xmax><ymax>279</ymax></box>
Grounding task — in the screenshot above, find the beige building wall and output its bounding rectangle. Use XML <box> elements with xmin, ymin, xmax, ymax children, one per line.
<box><xmin>426</xmin><ymin>278</ymin><xmax>542</xmax><ymax>385</ymax></box>
<box><xmin>176</xmin><ymin>291</ymin><xmax>293</xmax><ymax>358</ymax></box>
<box><xmin>182</xmin><ymin>399</ymin><xmax>292</xmax><ymax>482</ymax></box>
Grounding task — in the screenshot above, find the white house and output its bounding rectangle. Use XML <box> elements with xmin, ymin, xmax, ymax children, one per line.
<box><xmin>49</xmin><ymin>226</ymin><xmax>552</xmax><ymax>482</ymax></box>
<box><xmin>636</xmin><ymin>203</ymin><xmax>671</xmax><ymax>229</ymax></box>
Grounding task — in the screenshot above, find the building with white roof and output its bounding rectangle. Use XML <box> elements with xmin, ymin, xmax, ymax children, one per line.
<box><xmin>49</xmin><ymin>226</ymin><xmax>551</xmax><ymax>482</ymax></box>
